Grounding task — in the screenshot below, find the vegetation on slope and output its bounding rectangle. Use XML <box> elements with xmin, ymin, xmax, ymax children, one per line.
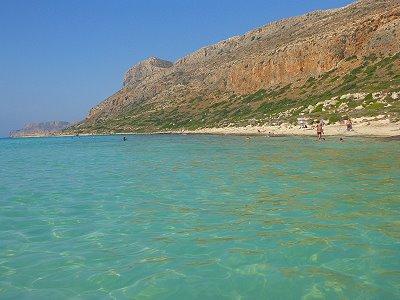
<box><xmin>68</xmin><ymin>53</ymin><xmax>400</xmax><ymax>134</ymax></box>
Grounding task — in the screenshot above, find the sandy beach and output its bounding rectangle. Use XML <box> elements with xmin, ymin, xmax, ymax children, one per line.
<box><xmin>10</xmin><ymin>118</ymin><xmax>400</xmax><ymax>138</ymax></box>
<box><xmin>189</xmin><ymin>118</ymin><xmax>400</xmax><ymax>137</ymax></box>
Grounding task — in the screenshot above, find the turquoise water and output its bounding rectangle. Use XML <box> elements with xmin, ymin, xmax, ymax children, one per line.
<box><xmin>0</xmin><ymin>135</ymin><xmax>399</xmax><ymax>299</ymax></box>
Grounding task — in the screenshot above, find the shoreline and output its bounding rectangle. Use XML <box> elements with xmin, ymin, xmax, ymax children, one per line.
<box><xmin>9</xmin><ymin>119</ymin><xmax>400</xmax><ymax>139</ymax></box>
<box><xmin>188</xmin><ymin>119</ymin><xmax>400</xmax><ymax>138</ymax></box>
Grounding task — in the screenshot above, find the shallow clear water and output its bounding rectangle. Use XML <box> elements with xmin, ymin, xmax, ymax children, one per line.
<box><xmin>0</xmin><ymin>135</ymin><xmax>399</xmax><ymax>299</ymax></box>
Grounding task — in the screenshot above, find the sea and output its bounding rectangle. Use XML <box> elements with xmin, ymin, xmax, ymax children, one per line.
<box><xmin>0</xmin><ymin>135</ymin><xmax>399</xmax><ymax>299</ymax></box>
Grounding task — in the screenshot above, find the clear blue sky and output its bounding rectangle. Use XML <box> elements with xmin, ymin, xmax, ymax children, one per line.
<box><xmin>0</xmin><ymin>0</ymin><xmax>353</xmax><ymax>137</ymax></box>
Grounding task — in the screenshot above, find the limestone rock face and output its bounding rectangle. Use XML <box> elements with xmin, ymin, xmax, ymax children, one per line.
<box><xmin>123</xmin><ymin>57</ymin><xmax>173</xmax><ymax>87</ymax></box>
<box><xmin>80</xmin><ymin>0</ymin><xmax>400</xmax><ymax>128</ymax></box>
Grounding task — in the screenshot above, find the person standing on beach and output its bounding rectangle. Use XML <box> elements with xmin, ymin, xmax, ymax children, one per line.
<box><xmin>316</xmin><ymin>121</ymin><xmax>324</xmax><ymax>140</ymax></box>
<box><xmin>346</xmin><ymin>119</ymin><xmax>353</xmax><ymax>131</ymax></box>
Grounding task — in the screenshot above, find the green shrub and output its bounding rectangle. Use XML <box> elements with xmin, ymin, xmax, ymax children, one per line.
<box><xmin>189</xmin><ymin>97</ymin><xmax>203</xmax><ymax>104</ymax></box>
<box><xmin>364</xmin><ymin>65</ymin><xmax>377</xmax><ymax>76</ymax></box>
<box><xmin>372</xmin><ymin>81</ymin><xmax>391</xmax><ymax>91</ymax></box>
<box><xmin>367</xmin><ymin>102</ymin><xmax>385</xmax><ymax>110</ymax></box>
<box><xmin>330</xmin><ymin>76</ymin><xmax>340</xmax><ymax>82</ymax></box>
<box><xmin>231</xmin><ymin>106</ymin><xmax>252</xmax><ymax>119</ymax></box>
<box><xmin>347</xmin><ymin>100</ymin><xmax>360</xmax><ymax>108</ymax></box>
<box><xmin>338</xmin><ymin>82</ymin><xmax>357</xmax><ymax>93</ymax></box>
<box><xmin>313</xmin><ymin>104</ymin><xmax>323</xmax><ymax>113</ymax></box>
<box><xmin>257</xmin><ymin>98</ymin><xmax>297</xmax><ymax>115</ymax></box>
<box><xmin>306</xmin><ymin>77</ymin><xmax>316</xmax><ymax>86</ymax></box>
<box><xmin>328</xmin><ymin>113</ymin><xmax>341</xmax><ymax>124</ymax></box>
<box><xmin>385</xmin><ymin>62</ymin><xmax>394</xmax><ymax>70</ymax></box>
<box><xmin>241</xmin><ymin>89</ymin><xmax>266</xmax><ymax>103</ymax></box>
<box><xmin>364</xmin><ymin>53</ymin><xmax>377</xmax><ymax>63</ymax></box>
<box><xmin>343</xmin><ymin>73</ymin><xmax>357</xmax><ymax>83</ymax></box>
<box><xmin>350</xmin><ymin>66</ymin><xmax>364</xmax><ymax>75</ymax></box>
<box><xmin>364</xmin><ymin>93</ymin><xmax>373</xmax><ymax>102</ymax></box>
<box><xmin>320</xmin><ymin>68</ymin><xmax>337</xmax><ymax>80</ymax></box>
<box><xmin>345</xmin><ymin>55</ymin><xmax>357</xmax><ymax>62</ymax></box>
<box><xmin>208</xmin><ymin>101</ymin><xmax>226</xmax><ymax>109</ymax></box>
<box><xmin>267</xmin><ymin>84</ymin><xmax>292</xmax><ymax>98</ymax></box>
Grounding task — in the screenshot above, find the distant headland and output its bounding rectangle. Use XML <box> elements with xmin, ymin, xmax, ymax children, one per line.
<box><xmin>9</xmin><ymin>121</ymin><xmax>71</xmax><ymax>138</ymax></box>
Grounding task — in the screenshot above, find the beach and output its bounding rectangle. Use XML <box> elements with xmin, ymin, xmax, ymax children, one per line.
<box><xmin>190</xmin><ymin>119</ymin><xmax>400</xmax><ymax>137</ymax></box>
<box><xmin>9</xmin><ymin>118</ymin><xmax>400</xmax><ymax>139</ymax></box>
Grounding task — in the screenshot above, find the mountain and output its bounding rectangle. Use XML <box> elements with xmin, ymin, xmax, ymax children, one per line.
<box><xmin>10</xmin><ymin>121</ymin><xmax>71</xmax><ymax>137</ymax></box>
<box><xmin>123</xmin><ymin>57</ymin><xmax>173</xmax><ymax>88</ymax></box>
<box><xmin>68</xmin><ymin>0</ymin><xmax>400</xmax><ymax>134</ymax></box>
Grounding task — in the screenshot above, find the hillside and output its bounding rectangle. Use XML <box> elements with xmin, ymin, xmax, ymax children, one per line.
<box><xmin>67</xmin><ymin>0</ymin><xmax>400</xmax><ymax>134</ymax></box>
<box><xmin>10</xmin><ymin>121</ymin><xmax>71</xmax><ymax>138</ymax></box>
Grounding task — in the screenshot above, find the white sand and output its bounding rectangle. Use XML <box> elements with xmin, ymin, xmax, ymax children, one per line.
<box><xmin>187</xmin><ymin>119</ymin><xmax>400</xmax><ymax>137</ymax></box>
<box><xmin>12</xmin><ymin>119</ymin><xmax>400</xmax><ymax>138</ymax></box>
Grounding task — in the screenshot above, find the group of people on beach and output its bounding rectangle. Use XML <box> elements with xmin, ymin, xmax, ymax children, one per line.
<box><xmin>119</xmin><ymin>117</ymin><xmax>353</xmax><ymax>141</ymax></box>
<box><xmin>316</xmin><ymin>118</ymin><xmax>352</xmax><ymax>140</ymax></box>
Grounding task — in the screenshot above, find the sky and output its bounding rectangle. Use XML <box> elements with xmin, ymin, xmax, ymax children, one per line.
<box><xmin>0</xmin><ymin>0</ymin><xmax>354</xmax><ymax>137</ymax></box>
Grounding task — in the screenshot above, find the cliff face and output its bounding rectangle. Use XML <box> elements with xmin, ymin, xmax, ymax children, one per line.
<box><xmin>123</xmin><ymin>57</ymin><xmax>173</xmax><ymax>87</ymax></box>
<box><xmin>71</xmin><ymin>0</ymin><xmax>400</xmax><ymax>133</ymax></box>
<box><xmin>10</xmin><ymin>121</ymin><xmax>71</xmax><ymax>137</ymax></box>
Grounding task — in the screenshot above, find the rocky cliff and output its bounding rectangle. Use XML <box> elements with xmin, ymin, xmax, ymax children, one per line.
<box><xmin>10</xmin><ymin>121</ymin><xmax>71</xmax><ymax>137</ymax></box>
<box><xmin>123</xmin><ymin>57</ymin><xmax>173</xmax><ymax>87</ymax></box>
<box><xmin>68</xmin><ymin>0</ymin><xmax>400</xmax><ymax>134</ymax></box>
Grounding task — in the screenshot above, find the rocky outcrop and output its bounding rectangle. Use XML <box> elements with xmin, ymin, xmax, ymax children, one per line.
<box><xmin>73</xmin><ymin>0</ymin><xmax>400</xmax><ymax>132</ymax></box>
<box><xmin>123</xmin><ymin>57</ymin><xmax>173</xmax><ymax>87</ymax></box>
<box><xmin>10</xmin><ymin>121</ymin><xmax>71</xmax><ymax>137</ymax></box>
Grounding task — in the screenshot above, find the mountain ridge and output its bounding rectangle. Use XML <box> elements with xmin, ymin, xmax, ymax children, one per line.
<box><xmin>67</xmin><ymin>0</ymin><xmax>400</xmax><ymax>134</ymax></box>
<box><xmin>123</xmin><ymin>57</ymin><xmax>173</xmax><ymax>87</ymax></box>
